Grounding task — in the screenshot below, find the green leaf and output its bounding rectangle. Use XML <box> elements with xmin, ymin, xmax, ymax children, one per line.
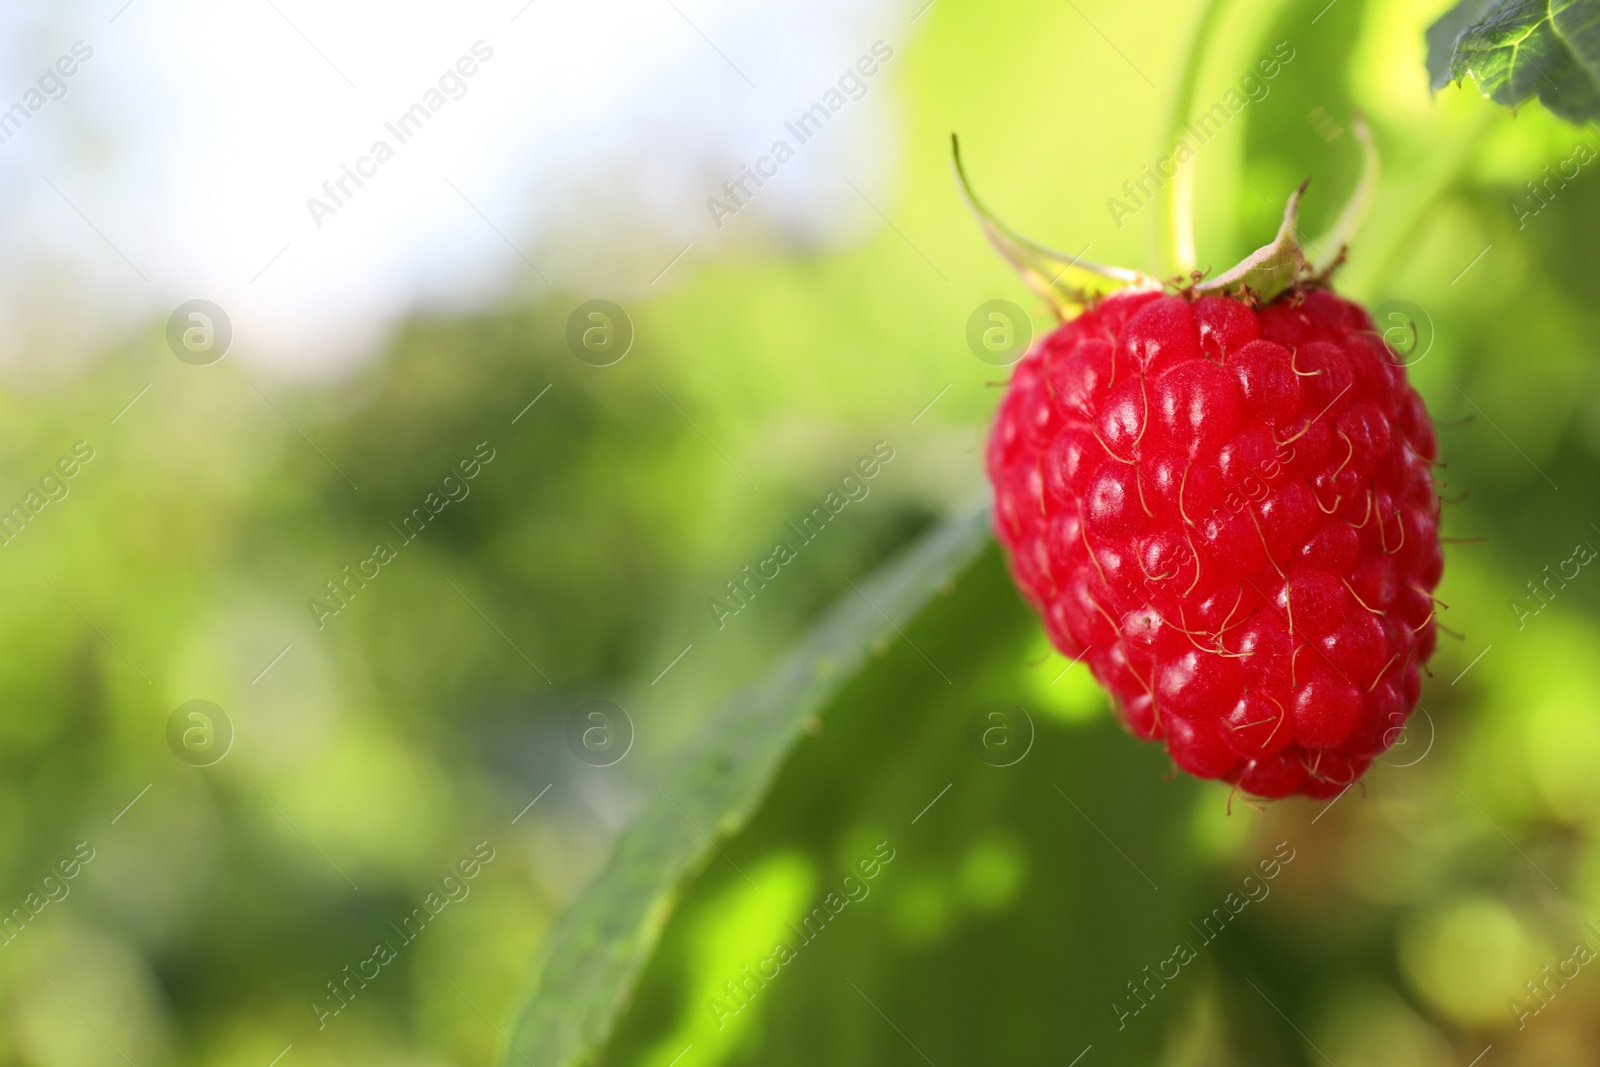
<box><xmin>1427</xmin><ymin>0</ymin><xmax>1600</xmax><ymax>124</ymax></box>
<box><xmin>499</xmin><ymin>503</ymin><xmax>995</xmax><ymax>1067</ymax></box>
<box><xmin>1426</xmin><ymin>0</ymin><xmax>1490</xmax><ymax>90</ymax></box>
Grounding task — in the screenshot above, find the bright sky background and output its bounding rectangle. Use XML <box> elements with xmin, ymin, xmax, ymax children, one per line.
<box><xmin>0</xmin><ymin>0</ymin><xmax>910</xmax><ymax>379</ymax></box>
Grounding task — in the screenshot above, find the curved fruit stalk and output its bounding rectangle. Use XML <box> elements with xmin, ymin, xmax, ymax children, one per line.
<box><xmin>1309</xmin><ymin>113</ymin><xmax>1380</xmax><ymax>266</ymax></box>
<box><xmin>1155</xmin><ymin>0</ymin><xmax>1231</xmax><ymax>275</ymax></box>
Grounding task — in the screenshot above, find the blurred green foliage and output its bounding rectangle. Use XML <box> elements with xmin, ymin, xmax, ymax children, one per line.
<box><xmin>4</xmin><ymin>0</ymin><xmax>1600</xmax><ymax>1065</ymax></box>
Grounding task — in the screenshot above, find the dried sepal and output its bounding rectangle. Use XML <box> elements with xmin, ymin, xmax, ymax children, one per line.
<box><xmin>952</xmin><ymin>135</ymin><xmax>1160</xmax><ymax>319</ymax></box>
<box><xmin>1193</xmin><ymin>180</ymin><xmax>1312</xmax><ymax>303</ymax></box>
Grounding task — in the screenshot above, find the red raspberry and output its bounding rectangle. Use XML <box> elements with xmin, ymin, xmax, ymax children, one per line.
<box><xmin>988</xmin><ymin>287</ymin><xmax>1442</xmax><ymax>798</ymax></box>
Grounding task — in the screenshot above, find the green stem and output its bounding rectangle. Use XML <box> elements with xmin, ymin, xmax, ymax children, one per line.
<box><xmin>1154</xmin><ymin>0</ymin><xmax>1233</xmax><ymax>277</ymax></box>
<box><xmin>1353</xmin><ymin>109</ymin><xmax>1499</xmax><ymax>299</ymax></box>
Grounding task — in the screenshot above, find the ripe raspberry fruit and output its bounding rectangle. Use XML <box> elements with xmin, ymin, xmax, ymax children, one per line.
<box><xmin>959</xmin><ymin>137</ymin><xmax>1442</xmax><ymax>800</ymax></box>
